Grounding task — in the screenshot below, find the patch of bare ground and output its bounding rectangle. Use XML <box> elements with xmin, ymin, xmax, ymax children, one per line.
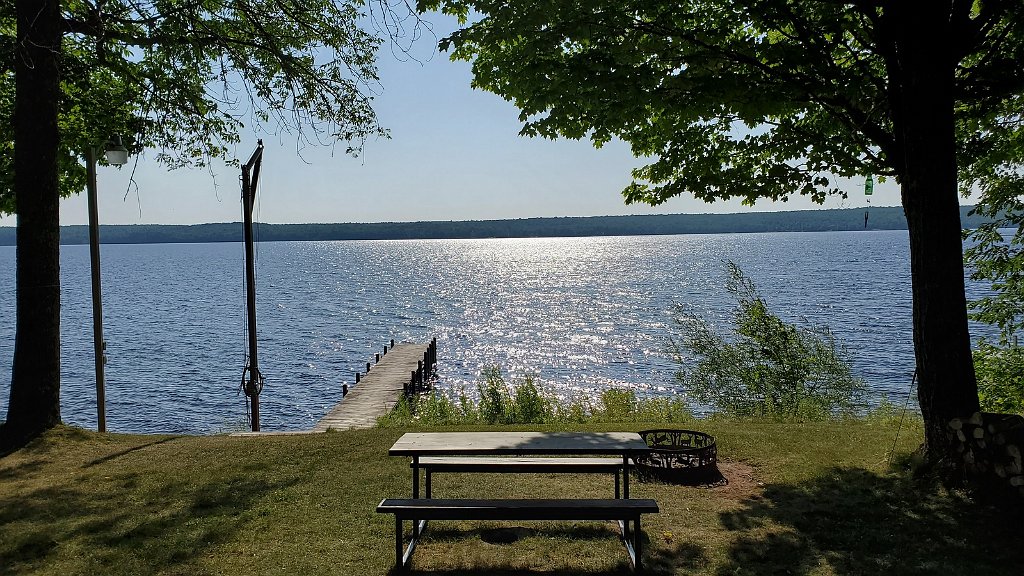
<box><xmin>708</xmin><ymin>460</ymin><xmax>762</xmax><ymax>500</ymax></box>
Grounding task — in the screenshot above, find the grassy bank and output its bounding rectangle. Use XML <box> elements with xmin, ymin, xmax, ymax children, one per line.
<box><xmin>1</xmin><ymin>419</ymin><xmax>1020</xmax><ymax>575</ymax></box>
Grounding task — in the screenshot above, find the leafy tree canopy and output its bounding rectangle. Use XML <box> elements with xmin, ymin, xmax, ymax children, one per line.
<box><xmin>420</xmin><ymin>0</ymin><xmax>1024</xmax><ymax>206</ymax></box>
<box><xmin>965</xmin><ymin>184</ymin><xmax>1024</xmax><ymax>345</ymax></box>
<box><xmin>972</xmin><ymin>341</ymin><xmax>1024</xmax><ymax>414</ymax></box>
<box><xmin>1</xmin><ymin>0</ymin><xmax>399</xmax><ymax>214</ymax></box>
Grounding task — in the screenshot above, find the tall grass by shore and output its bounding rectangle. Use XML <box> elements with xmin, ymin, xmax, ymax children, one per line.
<box><xmin>379</xmin><ymin>367</ymin><xmax>905</xmax><ymax>428</ymax></box>
<box><xmin>379</xmin><ymin>368</ymin><xmax>692</xmax><ymax>427</ymax></box>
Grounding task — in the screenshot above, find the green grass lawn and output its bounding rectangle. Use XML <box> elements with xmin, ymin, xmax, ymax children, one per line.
<box><xmin>1</xmin><ymin>419</ymin><xmax>1020</xmax><ymax>575</ymax></box>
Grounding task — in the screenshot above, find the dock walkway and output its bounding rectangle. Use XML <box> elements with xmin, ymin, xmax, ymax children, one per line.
<box><xmin>313</xmin><ymin>343</ymin><xmax>430</xmax><ymax>431</ymax></box>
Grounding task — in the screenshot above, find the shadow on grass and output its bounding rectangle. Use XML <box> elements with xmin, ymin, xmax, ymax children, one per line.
<box><xmin>0</xmin><ymin>428</ymin><xmax>108</xmax><ymax>482</ymax></box>
<box><xmin>0</xmin><ymin>456</ymin><xmax>48</xmax><ymax>483</ymax></box>
<box><xmin>82</xmin><ymin>436</ymin><xmax>182</xmax><ymax>468</ymax></box>
<box><xmin>399</xmin><ymin>569</ymin><xmax>636</xmax><ymax>576</ymax></box>
<box><xmin>426</xmin><ymin>523</ymin><xmax>625</xmax><ymax>543</ymax></box>
<box><xmin>402</xmin><ymin>523</ymin><xmax>705</xmax><ymax>575</ymax></box>
<box><xmin>717</xmin><ymin>466</ymin><xmax>1023</xmax><ymax>575</ymax></box>
<box><xmin>0</xmin><ymin>463</ymin><xmax>297</xmax><ymax>575</ymax></box>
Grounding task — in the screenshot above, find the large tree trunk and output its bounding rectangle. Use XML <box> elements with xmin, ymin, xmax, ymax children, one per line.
<box><xmin>1</xmin><ymin>0</ymin><xmax>63</xmax><ymax>453</ymax></box>
<box><xmin>891</xmin><ymin>5</ymin><xmax>980</xmax><ymax>468</ymax></box>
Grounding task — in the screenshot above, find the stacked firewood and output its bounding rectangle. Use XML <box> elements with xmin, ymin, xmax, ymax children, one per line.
<box><xmin>949</xmin><ymin>412</ymin><xmax>1024</xmax><ymax>497</ymax></box>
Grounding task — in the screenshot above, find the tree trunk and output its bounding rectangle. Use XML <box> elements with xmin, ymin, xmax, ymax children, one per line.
<box><xmin>1</xmin><ymin>0</ymin><xmax>63</xmax><ymax>453</ymax></box>
<box><xmin>891</xmin><ymin>4</ymin><xmax>980</xmax><ymax>468</ymax></box>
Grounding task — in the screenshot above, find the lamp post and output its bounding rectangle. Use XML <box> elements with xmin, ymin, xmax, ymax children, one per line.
<box><xmin>86</xmin><ymin>136</ymin><xmax>129</xmax><ymax>433</ymax></box>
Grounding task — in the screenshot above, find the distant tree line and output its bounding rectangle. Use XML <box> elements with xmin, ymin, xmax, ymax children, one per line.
<box><xmin>0</xmin><ymin>206</ymin><xmax>994</xmax><ymax>246</ymax></box>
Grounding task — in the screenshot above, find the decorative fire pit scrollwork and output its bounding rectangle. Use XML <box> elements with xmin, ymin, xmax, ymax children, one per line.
<box><xmin>634</xmin><ymin>429</ymin><xmax>720</xmax><ymax>484</ymax></box>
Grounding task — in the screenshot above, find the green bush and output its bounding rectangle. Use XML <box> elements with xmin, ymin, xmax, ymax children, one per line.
<box><xmin>973</xmin><ymin>341</ymin><xmax>1024</xmax><ymax>414</ymax></box>
<box><xmin>672</xmin><ymin>262</ymin><xmax>864</xmax><ymax>419</ymax></box>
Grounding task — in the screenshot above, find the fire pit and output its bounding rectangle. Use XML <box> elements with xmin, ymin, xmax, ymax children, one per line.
<box><xmin>634</xmin><ymin>429</ymin><xmax>719</xmax><ymax>484</ymax></box>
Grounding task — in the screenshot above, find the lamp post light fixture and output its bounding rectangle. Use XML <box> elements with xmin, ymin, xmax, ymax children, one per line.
<box><xmin>86</xmin><ymin>136</ymin><xmax>129</xmax><ymax>433</ymax></box>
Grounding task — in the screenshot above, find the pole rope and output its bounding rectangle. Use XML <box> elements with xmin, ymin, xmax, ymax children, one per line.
<box><xmin>888</xmin><ymin>369</ymin><xmax>918</xmax><ymax>464</ymax></box>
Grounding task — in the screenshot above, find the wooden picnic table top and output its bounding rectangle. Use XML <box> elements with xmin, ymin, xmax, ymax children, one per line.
<box><xmin>388</xmin><ymin>431</ymin><xmax>649</xmax><ymax>457</ymax></box>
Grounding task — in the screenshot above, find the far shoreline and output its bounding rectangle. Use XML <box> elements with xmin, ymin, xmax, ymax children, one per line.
<box><xmin>0</xmin><ymin>205</ymin><xmax>992</xmax><ymax>247</ymax></box>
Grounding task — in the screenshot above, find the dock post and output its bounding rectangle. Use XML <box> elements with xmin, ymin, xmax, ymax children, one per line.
<box><xmin>376</xmin><ymin>353</ymin><xmax>380</xmax><ymax>363</ymax></box>
<box><xmin>342</xmin><ymin>384</ymin><xmax>349</xmax><ymax>397</ymax></box>
<box><xmin>356</xmin><ymin>373</ymin><xmax>361</xmax><ymax>384</ymax></box>
<box><xmin>391</xmin><ymin>338</ymin><xmax>395</xmax><ymax>348</ymax></box>
<box><xmin>366</xmin><ymin>362</ymin><xmax>371</xmax><ymax>373</ymax></box>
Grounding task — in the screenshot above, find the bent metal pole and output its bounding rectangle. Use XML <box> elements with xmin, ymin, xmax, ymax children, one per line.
<box><xmin>241</xmin><ymin>140</ymin><xmax>264</xmax><ymax>432</ymax></box>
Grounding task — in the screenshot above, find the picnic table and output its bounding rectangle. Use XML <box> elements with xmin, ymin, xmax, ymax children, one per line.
<box><xmin>379</xmin><ymin>431</ymin><xmax>658</xmax><ymax>570</ymax></box>
<box><xmin>388</xmin><ymin>431</ymin><xmax>651</xmax><ymax>498</ymax></box>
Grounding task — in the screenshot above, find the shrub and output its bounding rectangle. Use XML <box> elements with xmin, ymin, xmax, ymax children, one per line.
<box><xmin>672</xmin><ymin>261</ymin><xmax>864</xmax><ymax>419</ymax></box>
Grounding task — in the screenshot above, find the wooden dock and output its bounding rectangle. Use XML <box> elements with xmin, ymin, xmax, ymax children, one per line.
<box><xmin>313</xmin><ymin>341</ymin><xmax>434</xmax><ymax>431</ymax></box>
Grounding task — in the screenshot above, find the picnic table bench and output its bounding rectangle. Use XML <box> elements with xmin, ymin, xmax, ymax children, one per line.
<box><xmin>377</xmin><ymin>498</ymin><xmax>659</xmax><ymax>570</ymax></box>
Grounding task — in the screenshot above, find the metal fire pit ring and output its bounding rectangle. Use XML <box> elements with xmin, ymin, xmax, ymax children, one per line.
<box><xmin>634</xmin><ymin>429</ymin><xmax>719</xmax><ymax>484</ymax></box>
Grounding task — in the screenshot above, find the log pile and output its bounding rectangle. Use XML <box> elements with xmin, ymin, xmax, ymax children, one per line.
<box><xmin>949</xmin><ymin>412</ymin><xmax>1024</xmax><ymax>499</ymax></box>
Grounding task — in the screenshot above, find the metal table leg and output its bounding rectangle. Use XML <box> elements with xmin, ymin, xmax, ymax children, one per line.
<box><xmin>412</xmin><ymin>455</ymin><xmax>420</xmax><ymax>498</ymax></box>
<box><xmin>622</xmin><ymin>453</ymin><xmax>630</xmax><ymax>499</ymax></box>
<box><xmin>395</xmin><ymin>517</ymin><xmax>403</xmax><ymax>568</ymax></box>
<box><xmin>411</xmin><ymin>455</ymin><xmax>422</xmax><ymax>538</ymax></box>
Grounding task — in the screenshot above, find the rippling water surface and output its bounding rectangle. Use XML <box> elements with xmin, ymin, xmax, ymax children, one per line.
<box><xmin>0</xmin><ymin>231</ymin><xmax>995</xmax><ymax>433</ymax></box>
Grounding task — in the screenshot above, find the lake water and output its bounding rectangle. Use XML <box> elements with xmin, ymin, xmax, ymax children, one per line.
<box><xmin>0</xmin><ymin>231</ymin><xmax>996</xmax><ymax>433</ymax></box>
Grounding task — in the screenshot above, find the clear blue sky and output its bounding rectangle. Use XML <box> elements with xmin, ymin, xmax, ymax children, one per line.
<box><xmin>0</xmin><ymin>13</ymin><xmax>905</xmax><ymax>228</ymax></box>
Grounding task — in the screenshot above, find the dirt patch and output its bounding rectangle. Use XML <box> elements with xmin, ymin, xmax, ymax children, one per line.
<box><xmin>479</xmin><ymin>527</ymin><xmax>531</xmax><ymax>544</ymax></box>
<box><xmin>708</xmin><ymin>460</ymin><xmax>762</xmax><ymax>500</ymax></box>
